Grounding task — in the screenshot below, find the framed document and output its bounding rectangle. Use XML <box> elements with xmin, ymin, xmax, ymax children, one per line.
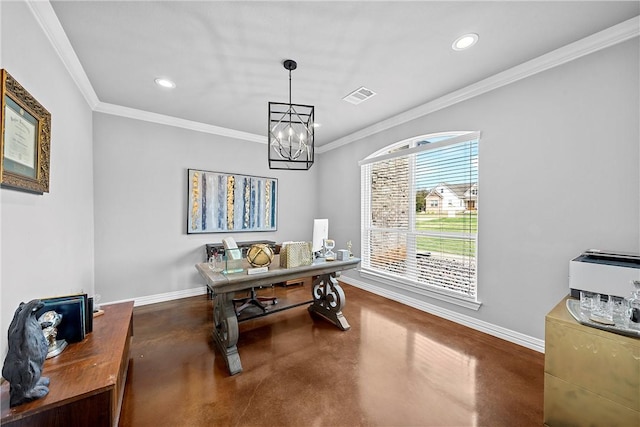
<box><xmin>0</xmin><ymin>69</ymin><xmax>51</xmax><ymax>193</ymax></box>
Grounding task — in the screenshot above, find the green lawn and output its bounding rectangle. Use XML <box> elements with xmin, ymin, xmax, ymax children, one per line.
<box><xmin>417</xmin><ymin>236</ymin><xmax>476</xmax><ymax>257</ymax></box>
<box><xmin>416</xmin><ymin>212</ymin><xmax>477</xmax><ymax>233</ymax></box>
<box><xmin>415</xmin><ymin>212</ymin><xmax>477</xmax><ymax>257</ymax></box>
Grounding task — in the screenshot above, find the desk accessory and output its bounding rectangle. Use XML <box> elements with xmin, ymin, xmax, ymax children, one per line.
<box><xmin>280</xmin><ymin>242</ymin><xmax>312</xmax><ymax>268</ymax></box>
<box><xmin>35</xmin><ymin>295</ymin><xmax>87</xmax><ymax>343</ymax></box>
<box><xmin>38</xmin><ymin>310</ymin><xmax>67</xmax><ymax>359</ymax></box>
<box><xmin>323</xmin><ymin>239</ymin><xmax>336</xmax><ymax>259</ymax></box>
<box><xmin>223</xmin><ymin>237</ymin><xmax>244</xmax><ymax>274</ymax></box>
<box><xmin>246</xmin><ymin>244</ymin><xmax>274</xmax><ymax>267</ymax></box>
<box><xmin>208</xmin><ymin>254</ymin><xmax>224</xmax><ymax>272</ymax></box>
<box><xmin>223</xmin><ymin>249</ymin><xmax>244</xmax><ymax>274</ymax></box>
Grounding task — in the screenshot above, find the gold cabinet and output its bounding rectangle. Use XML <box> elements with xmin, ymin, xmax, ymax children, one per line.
<box><xmin>544</xmin><ymin>297</ymin><xmax>640</xmax><ymax>426</ymax></box>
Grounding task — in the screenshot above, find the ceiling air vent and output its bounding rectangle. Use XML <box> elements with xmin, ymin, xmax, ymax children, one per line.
<box><xmin>342</xmin><ymin>86</ymin><xmax>377</xmax><ymax>105</ymax></box>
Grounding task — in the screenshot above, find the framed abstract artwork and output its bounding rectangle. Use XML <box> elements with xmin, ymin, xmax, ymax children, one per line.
<box><xmin>0</xmin><ymin>69</ymin><xmax>51</xmax><ymax>194</ymax></box>
<box><xmin>187</xmin><ymin>169</ymin><xmax>278</xmax><ymax>234</ymax></box>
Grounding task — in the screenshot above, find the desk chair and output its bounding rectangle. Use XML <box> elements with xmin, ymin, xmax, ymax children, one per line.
<box><xmin>223</xmin><ymin>237</ymin><xmax>278</xmax><ymax>315</ymax></box>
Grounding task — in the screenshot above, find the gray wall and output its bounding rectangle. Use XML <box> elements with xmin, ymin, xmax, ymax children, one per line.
<box><xmin>92</xmin><ymin>114</ymin><xmax>319</xmax><ymax>303</ymax></box>
<box><xmin>318</xmin><ymin>38</ymin><xmax>640</xmax><ymax>343</ymax></box>
<box><xmin>1</xmin><ymin>0</ymin><xmax>638</xmax><ymax>359</ymax></box>
<box><xmin>0</xmin><ymin>1</ymin><xmax>95</xmax><ymax>355</ymax></box>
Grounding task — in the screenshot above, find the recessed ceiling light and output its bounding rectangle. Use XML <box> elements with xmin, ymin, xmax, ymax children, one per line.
<box><xmin>154</xmin><ymin>77</ymin><xmax>176</xmax><ymax>89</ymax></box>
<box><xmin>452</xmin><ymin>33</ymin><xmax>478</xmax><ymax>51</ymax></box>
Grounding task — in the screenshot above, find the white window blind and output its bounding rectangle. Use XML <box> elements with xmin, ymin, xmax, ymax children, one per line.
<box><xmin>360</xmin><ymin>132</ymin><xmax>480</xmax><ymax>301</ymax></box>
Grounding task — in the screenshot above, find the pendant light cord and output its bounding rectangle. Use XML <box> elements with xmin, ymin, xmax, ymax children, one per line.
<box><xmin>289</xmin><ymin>68</ymin><xmax>292</xmax><ymax>106</ymax></box>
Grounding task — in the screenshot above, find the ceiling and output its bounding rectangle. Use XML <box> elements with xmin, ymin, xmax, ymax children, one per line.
<box><xmin>48</xmin><ymin>1</ymin><xmax>639</xmax><ymax>148</ymax></box>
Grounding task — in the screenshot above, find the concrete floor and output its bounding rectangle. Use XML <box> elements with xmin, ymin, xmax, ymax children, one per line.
<box><xmin>120</xmin><ymin>284</ymin><xmax>544</xmax><ymax>426</ymax></box>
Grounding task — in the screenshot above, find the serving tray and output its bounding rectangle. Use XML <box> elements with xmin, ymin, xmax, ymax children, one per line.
<box><xmin>566</xmin><ymin>299</ymin><xmax>640</xmax><ymax>339</ymax></box>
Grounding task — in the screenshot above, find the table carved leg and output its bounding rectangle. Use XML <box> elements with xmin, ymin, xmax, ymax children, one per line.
<box><xmin>212</xmin><ymin>293</ymin><xmax>242</xmax><ymax>375</ymax></box>
<box><xmin>308</xmin><ymin>272</ymin><xmax>350</xmax><ymax>331</ymax></box>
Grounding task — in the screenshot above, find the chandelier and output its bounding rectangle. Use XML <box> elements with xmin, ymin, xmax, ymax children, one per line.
<box><xmin>268</xmin><ymin>59</ymin><xmax>314</xmax><ymax>170</ymax></box>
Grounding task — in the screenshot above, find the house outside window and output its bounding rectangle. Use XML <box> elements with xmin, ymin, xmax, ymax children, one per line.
<box><xmin>360</xmin><ymin>131</ymin><xmax>480</xmax><ymax>306</ymax></box>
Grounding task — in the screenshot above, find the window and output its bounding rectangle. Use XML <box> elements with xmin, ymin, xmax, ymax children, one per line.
<box><xmin>360</xmin><ymin>131</ymin><xmax>480</xmax><ymax>306</ymax></box>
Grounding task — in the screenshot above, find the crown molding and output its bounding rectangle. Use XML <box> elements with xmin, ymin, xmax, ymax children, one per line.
<box><xmin>317</xmin><ymin>15</ymin><xmax>640</xmax><ymax>154</ymax></box>
<box><xmin>94</xmin><ymin>102</ymin><xmax>267</xmax><ymax>143</ymax></box>
<box><xmin>28</xmin><ymin>1</ymin><xmax>638</xmax><ymax>151</ymax></box>
<box><xmin>27</xmin><ymin>0</ymin><xmax>99</xmax><ymax>109</ymax></box>
<box><xmin>28</xmin><ymin>0</ymin><xmax>265</xmax><ymax>143</ymax></box>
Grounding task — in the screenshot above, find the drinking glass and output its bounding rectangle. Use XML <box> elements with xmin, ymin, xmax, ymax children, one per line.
<box><xmin>579</xmin><ymin>291</ymin><xmax>599</xmax><ymax>313</ymax></box>
<box><xmin>208</xmin><ymin>254</ymin><xmax>224</xmax><ymax>272</ymax></box>
<box><xmin>627</xmin><ymin>281</ymin><xmax>640</xmax><ymax>329</ymax></box>
<box><xmin>591</xmin><ymin>294</ymin><xmax>613</xmax><ymax>322</ymax></box>
<box><xmin>611</xmin><ymin>296</ymin><xmax>627</xmax><ymax>324</ymax></box>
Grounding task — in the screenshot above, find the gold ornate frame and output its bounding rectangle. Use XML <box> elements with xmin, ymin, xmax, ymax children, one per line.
<box><xmin>0</xmin><ymin>69</ymin><xmax>51</xmax><ymax>193</ymax></box>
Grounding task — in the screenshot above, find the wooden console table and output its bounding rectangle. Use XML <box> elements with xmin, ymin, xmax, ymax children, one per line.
<box><xmin>0</xmin><ymin>301</ymin><xmax>134</xmax><ymax>427</ymax></box>
<box><xmin>196</xmin><ymin>256</ymin><xmax>360</xmax><ymax>375</ymax></box>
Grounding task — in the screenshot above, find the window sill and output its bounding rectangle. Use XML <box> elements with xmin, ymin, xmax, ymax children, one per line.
<box><xmin>359</xmin><ymin>269</ymin><xmax>482</xmax><ymax>311</ymax></box>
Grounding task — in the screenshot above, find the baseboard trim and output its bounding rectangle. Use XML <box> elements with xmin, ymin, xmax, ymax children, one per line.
<box><xmin>340</xmin><ymin>276</ymin><xmax>546</xmax><ymax>354</ymax></box>
<box><xmin>102</xmin><ymin>286</ymin><xmax>207</xmax><ymax>308</ymax></box>
<box><xmin>102</xmin><ymin>278</ymin><xmax>545</xmax><ymax>353</ymax></box>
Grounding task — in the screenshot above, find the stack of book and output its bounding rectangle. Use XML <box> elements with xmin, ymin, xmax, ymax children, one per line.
<box><xmin>36</xmin><ymin>294</ymin><xmax>94</xmax><ymax>343</ymax></box>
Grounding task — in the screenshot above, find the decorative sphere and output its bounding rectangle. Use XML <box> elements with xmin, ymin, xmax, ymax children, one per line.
<box><xmin>246</xmin><ymin>244</ymin><xmax>274</xmax><ymax>268</ymax></box>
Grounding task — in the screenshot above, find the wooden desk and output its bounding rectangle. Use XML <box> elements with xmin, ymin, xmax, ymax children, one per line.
<box><xmin>196</xmin><ymin>256</ymin><xmax>360</xmax><ymax>375</ymax></box>
<box><xmin>1</xmin><ymin>302</ymin><xmax>134</xmax><ymax>427</ymax></box>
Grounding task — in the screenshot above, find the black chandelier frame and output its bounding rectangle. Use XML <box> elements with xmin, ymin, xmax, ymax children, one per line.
<box><xmin>268</xmin><ymin>59</ymin><xmax>315</xmax><ymax>170</ymax></box>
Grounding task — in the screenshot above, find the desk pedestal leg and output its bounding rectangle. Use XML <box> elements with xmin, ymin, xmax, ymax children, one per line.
<box><xmin>212</xmin><ymin>293</ymin><xmax>242</xmax><ymax>375</ymax></box>
<box><xmin>308</xmin><ymin>272</ymin><xmax>350</xmax><ymax>331</ymax></box>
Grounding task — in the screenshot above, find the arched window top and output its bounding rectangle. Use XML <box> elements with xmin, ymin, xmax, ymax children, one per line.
<box><xmin>363</xmin><ymin>131</ymin><xmax>477</xmax><ymax>161</ymax></box>
<box><xmin>360</xmin><ymin>131</ymin><xmax>480</xmax><ymax>166</ymax></box>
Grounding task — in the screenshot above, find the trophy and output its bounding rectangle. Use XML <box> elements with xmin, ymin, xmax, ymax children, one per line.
<box><xmin>38</xmin><ymin>311</ymin><xmax>68</xmax><ymax>359</ymax></box>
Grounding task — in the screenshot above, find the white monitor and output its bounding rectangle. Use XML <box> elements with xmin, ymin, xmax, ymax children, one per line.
<box><xmin>312</xmin><ymin>219</ymin><xmax>329</xmax><ymax>254</ymax></box>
